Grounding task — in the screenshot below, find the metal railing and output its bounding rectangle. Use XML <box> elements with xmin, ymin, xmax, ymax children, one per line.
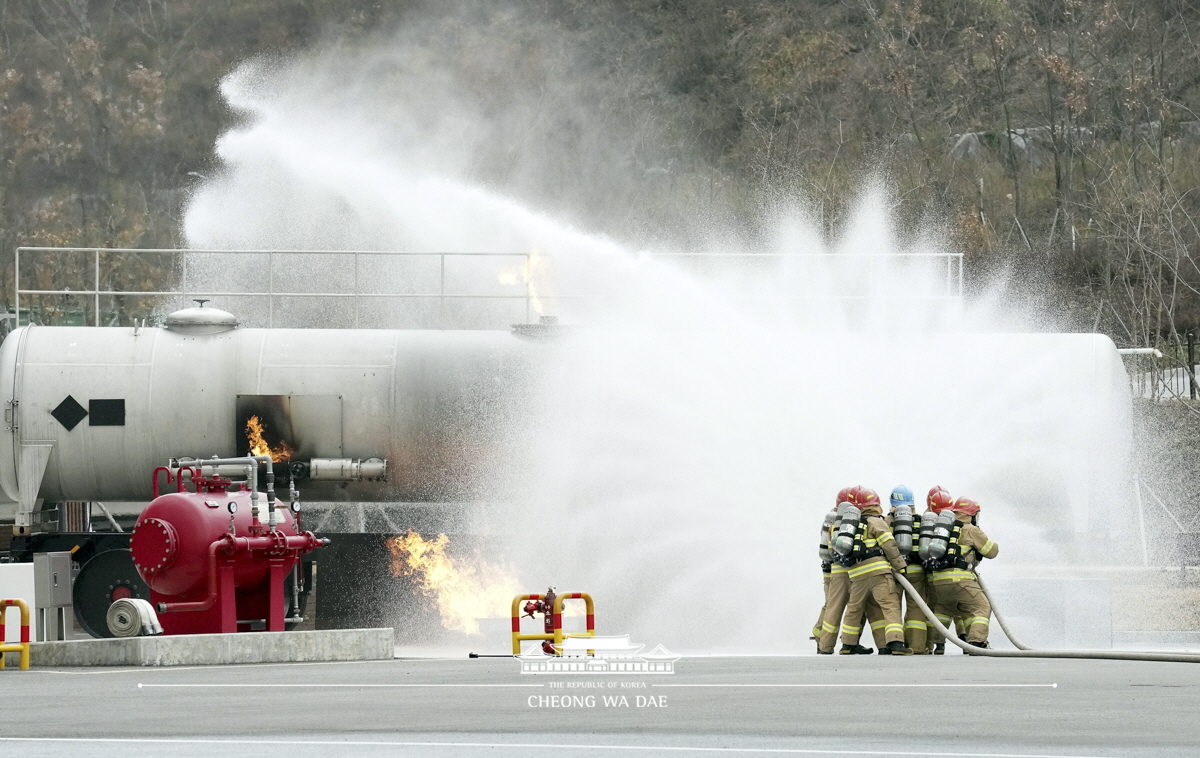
<box><xmin>12</xmin><ymin>247</ymin><xmax>966</xmax><ymax>330</ymax></box>
<box><xmin>14</xmin><ymin>247</ymin><xmax>540</xmax><ymax>329</ymax></box>
<box><xmin>653</xmin><ymin>251</ymin><xmax>964</xmax><ymax>299</ymax></box>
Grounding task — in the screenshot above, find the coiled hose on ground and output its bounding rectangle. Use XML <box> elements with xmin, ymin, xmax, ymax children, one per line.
<box><xmin>892</xmin><ymin>570</ymin><xmax>1200</xmax><ymax>663</ymax></box>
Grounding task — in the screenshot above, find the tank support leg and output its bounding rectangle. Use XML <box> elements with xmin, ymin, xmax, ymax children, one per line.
<box><xmin>267</xmin><ymin>560</ymin><xmax>288</xmax><ymax>632</ymax></box>
<box><xmin>217</xmin><ymin>561</ymin><xmax>237</xmax><ymax>633</ymax></box>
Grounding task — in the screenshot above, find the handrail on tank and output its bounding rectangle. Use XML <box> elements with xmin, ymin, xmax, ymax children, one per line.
<box><xmin>12</xmin><ymin>246</ymin><xmax>964</xmax><ymax>329</ymax></box>
<box><xmin>510</xmin><ymin>592</ymin><xmax>595</xmax><ymax>655</ymax></box>
<box><xmin>0</xmin><ymin>598</ymin><xmax>32</xmax><ymax>670</ymax></box>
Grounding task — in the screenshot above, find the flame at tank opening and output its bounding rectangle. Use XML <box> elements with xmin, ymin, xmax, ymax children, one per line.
<box><xmin>245</xmin><ymin>415</ymin><xmax>294</xmax><ymax>462</ymax></box>
<box><xmin>498</xmin><ymin>248</ymin><xmax>549</xmax><ymax>316</ymax></box>
<box><xmin>386</xmin><ymin>531</ymin><xmax>521</xmax><ymax>635</ymax></box>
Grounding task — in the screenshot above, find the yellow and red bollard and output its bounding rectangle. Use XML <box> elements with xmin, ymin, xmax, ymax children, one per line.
<box><xmin>511</xmin><ymin>590</ymin><xmax>594</xmax><ymax>655</ymax></box>
<box><xmin>0</xmin><ymin>598</ymin><xmax>31</xmax><ymax>670</ymax></box>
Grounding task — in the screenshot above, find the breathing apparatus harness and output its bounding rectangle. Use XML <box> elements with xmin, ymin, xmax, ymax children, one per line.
<box><xmin>818</xmin><ymin>508</ymin><xmax>837</xmax><ymax>573</ymax></box>
<box><xmin>922</xmin><ymin>517</ymin><xmax>977</xmax><ymax>572</ymax></box>
<box><xmin>837</xmin><ymin>518</ymin><xmax>884</xmax><ymax>568</ymax></box>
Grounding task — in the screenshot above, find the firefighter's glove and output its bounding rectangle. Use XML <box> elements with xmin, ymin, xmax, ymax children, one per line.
<box><xmin>892</xmin><ymin>560</ymin><xmax>907</xmax><ymax>571</ymax></box>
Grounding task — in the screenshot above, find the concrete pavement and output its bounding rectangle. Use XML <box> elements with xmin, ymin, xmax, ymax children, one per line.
<box><xmin>1</xmin><ymin>654</ymin><xmax>1197</xmax><ymax>757</ymax></box>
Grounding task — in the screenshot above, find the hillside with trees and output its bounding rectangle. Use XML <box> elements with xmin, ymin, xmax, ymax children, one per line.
<box><xmin>3</xmin><ymin>0</ymin><xmax>1200</xmax><ymax>352</ymax></box>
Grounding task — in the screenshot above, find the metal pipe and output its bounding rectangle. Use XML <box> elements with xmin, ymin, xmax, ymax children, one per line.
<box><xmin>892</xmin><ymin>570</ymin><xmax>1200</xmax><ymax>663</ymax></box>
<box><xmin>176</xmin><ymin>455</ymin><xmax>263</xmax><ymax>525</ymax></box>
<box><xmin>93</xmin><ymin>502</ymin><xmax>123</xmax><ymax>533</ymax></box>
<box><xmin>158</xmin><ymin>539</ymin><xmax>227</xmax><ymax>614</ymax></box>
<box><xmin>259</xmin><ymin>455</ymin><xmax>277</xmax><ymax>529</ymax></box>
<box><xmin>157</xmin><ymin>532</ymin><xmax>327</xmax><ymax>614</ymax></box>
<box><xmin>1117</xmin><ymin>348</ymin><xmax>1164</xmax><ymax>357</ymax></box>
<box><xmin>290</xmin><ymin>563</ymin><xmax>302</xmax><ymax>624</ymax></box>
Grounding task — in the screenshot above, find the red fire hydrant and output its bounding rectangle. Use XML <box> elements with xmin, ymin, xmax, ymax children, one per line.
<box><xmin>522</xmin><ymin>587</ymin><xmax>557</xmax><ymax>654</ymax></box>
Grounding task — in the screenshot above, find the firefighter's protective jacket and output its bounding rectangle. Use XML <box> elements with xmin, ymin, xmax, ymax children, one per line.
<box><xmin>846</xmin><ymin>506</ymin><xmax>907</xmax><ymax>581</ymax></box>
<box><xmin>930</xmin><ymin>515</ymin><xmax>998</xmax><ymax>585</ymax></box>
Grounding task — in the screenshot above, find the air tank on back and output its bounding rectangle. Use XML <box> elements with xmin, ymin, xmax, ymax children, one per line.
<box><xmin>0</xmin><ymin>304</ymin><xmax>539</xmax><ymax>515</ymax></box>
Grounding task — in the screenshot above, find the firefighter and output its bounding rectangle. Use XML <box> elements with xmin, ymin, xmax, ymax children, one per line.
<box><xmin>888</xmin><ymin>484</ymin><xmax>931</xmax><ymax>654</ymax></box>
<box><xmin>927</xmin><ymin>496</ymin><xmax>999</xmax><ymax>649</ymax></box>
<box><xmin>810</xmin><ymin>490</ymin><xmax>847</xmax><ymax>645</ymax></box>
<box><xmin>837</xmin><ymin>488</ymin><xmax>912</xmax><ymax>655</ymax></box>
<box><xmin>921</xmin><ymin>485</ymin><xmax>959</xmax><ymax>654</ymax></box>
<box><xmin>816</xmin><ymin>487</ymin><xmax>874</xmax><ymax>654</ymax></box>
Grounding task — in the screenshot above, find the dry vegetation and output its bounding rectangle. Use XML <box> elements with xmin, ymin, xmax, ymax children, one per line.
<box><xmin>3</xmin><ymin>0</ymin><xmax>1200</xmax><ymax>351</ymax></box>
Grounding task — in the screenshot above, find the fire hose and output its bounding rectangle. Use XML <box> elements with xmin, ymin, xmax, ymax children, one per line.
<box><xmin>892</xmin><ymin>570</ymin><xmax>1200</xmax><ymax>663</ymax></box>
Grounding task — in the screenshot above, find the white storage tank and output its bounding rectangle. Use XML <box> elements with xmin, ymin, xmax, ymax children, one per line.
<box><xmin>0</xmin><ymin>305</ymin><xmax>536</xmax><ymax>522</ymax></box>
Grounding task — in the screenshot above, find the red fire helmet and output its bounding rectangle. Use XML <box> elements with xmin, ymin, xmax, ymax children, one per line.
<box><xmin>836</xmin><ymin>486</ymin><xmax>855</xmax><ymax>506</ymax></box>
<box><xmin>854</xmin><ymin>488</ymin><xmax>881</xmax><ymax>509</ymax></box>
<box><xmin>951</xmin><ymin>497</ymin><xmax>981</xmax><ymax>516</ymax></box>
<box><xmin>927</xmin><ymin>486</ymin><xmax>953</xmax><ymax>512</ymax></box>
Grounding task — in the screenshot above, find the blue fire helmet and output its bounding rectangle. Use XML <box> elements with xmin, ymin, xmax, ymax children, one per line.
<box><xmin>890</xmin><ymin>485</ymin><xmax>915</xmax><ymax>507</ymax></box>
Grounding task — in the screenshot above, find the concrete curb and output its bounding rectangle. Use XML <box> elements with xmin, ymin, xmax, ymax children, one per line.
<box><xmin>28</xmin><ymin>628</ymin><xmax>394</xmax><ymax>667</ymax></box>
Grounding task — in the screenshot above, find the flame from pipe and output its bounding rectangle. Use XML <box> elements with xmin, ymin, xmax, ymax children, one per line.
<box><xmin>386</xmin><ymin>531</ymin><xmax>521</xmax><ymax>635</ymax></box>
<box><xmin>245</xmin><ymin>415</ymin><xmax>294</xmax><ymax>462</ymax></box>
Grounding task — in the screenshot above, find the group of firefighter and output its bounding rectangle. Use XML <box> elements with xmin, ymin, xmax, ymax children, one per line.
<box><xmin>812</xmin><ymin>484</ymin><xmax>999</xmax><ymax>655</ymax></box>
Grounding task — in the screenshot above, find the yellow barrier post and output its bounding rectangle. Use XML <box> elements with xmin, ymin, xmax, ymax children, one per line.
<box><xmin>0</xmin><ymin>598</ymin><xmax>32</xmax><ymax>671</ymax></box>
<box><xmin>510</xmin><ymin>592</ymin><xmax>596</xmax><ymax>656</ymax></box>
<box><xmin>552</xmin><ymin>592</ymin><xmax>595</xmax><ymax>653</ymax></box>
<box><xmin>511</xmin><ymin>593</ymin><xmax>555</xmax><ymax>654</ymax></box>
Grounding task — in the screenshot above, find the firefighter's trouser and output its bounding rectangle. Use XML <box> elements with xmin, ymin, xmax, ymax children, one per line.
<box><xmin>931</xmin><ymin>577</ymin><xmax>991</xmax><ymax>645</ymax></box>
<box><xmin>898</xmin><ymin>566</ymin><xmax>931</xmax><ymax>653</ymax></box>
<box><xmin>817</xmin><ymin>570</ymin><xmax>870</xmax><ymax>652</ymax></box>
<box><xmin>840</xmin><ymin>571</ymin><xmax>905</xmax><ymax>647</ymax></box>
<box><xmin>812</xmin><ymin>572</ymin><xmax>832</xmax><ymax>639</ymax></box>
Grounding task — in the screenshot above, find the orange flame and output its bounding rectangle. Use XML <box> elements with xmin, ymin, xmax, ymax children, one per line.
<box><xmin>386</xmin><ymin>531</ymin><xmax>521</xmax><ymax>635</ymax></box>
<box><xmin>497</xmin><ymin>248</ymin><xmax>549</xmax><ymax>316</ymax></box>
<box><xmin>245</xmin><ymin>415</ymin><xmax>294</xmax><ymax>462</ymax></box>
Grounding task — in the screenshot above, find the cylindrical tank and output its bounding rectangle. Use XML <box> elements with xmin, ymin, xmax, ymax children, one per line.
<box><xmin>917</xmin><ymin>510</ymin><xmax>937</xmax><ymax>560</ymax></box>
<box><xmin>926</xmin><ymin>511</ymin><xmax>957</xmax><ymax>561</ymax></box>
<box><xmin>130</xmin><ymin>487</ymin><xmax>296</xmax><ymax>597</ymax></box>
<box><xmin>831</xmin><ymin>502</ymin><xmax>859</xmax><ymax>557</ymax></box>
<box><xmin>890</xmin><ymin>504</ymin><xmax>913</xmax><ymax>555</ymax></box>
<box><xmin>0</xmin><ymin>323</ymin><xmax>537</xmax><ymax>504</ymax></box>
<box><xmin>817</xmin><ymin>508</ymin><xmax>837</xmax><ymax>563</ymax></box>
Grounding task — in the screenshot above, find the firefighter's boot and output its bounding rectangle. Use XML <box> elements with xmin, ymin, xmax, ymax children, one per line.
<box><xmin>839</xmin><ymin>644</ymin><xmax>873</xmax><ymax>655</ymax></box>
<box><xmin>885</xmin><ymin>640</ymin><xmax>914</xmax><ymax>655</ymax></box>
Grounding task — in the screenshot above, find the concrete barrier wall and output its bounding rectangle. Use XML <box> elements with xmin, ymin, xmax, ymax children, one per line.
<box><xmin>29</xmin><ymin>627</ymin><xmax>394</xmax><ymax>667</ymax></box>
<box><xmin>0</xmin><ymin>563</ymin><xmax>34</xmax><ymax>644</ymax></box>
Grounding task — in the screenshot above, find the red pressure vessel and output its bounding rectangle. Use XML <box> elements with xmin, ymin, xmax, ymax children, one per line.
<box><xmin>130</xmin><ymin>488</ymin><xmax>298</xmax><ymax>598</ymax></box>
<box><xmin>127</xmin><ymin>470</ymin><xmax>320</xmax><ymax>635</ymax></box>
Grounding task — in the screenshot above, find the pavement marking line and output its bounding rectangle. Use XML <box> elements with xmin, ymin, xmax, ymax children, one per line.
<box><xmin>652</xmin><ymin>684</ymin><xmax>1058</xmax><ymax>688</ymax></box>
<box><xmin>137</xmin><ymin>683</ymin><xmax>543</xmax><ymax>688</ymax></box>
<box><xmin>28</xmin><ymin>657</ymin><xmax>431</xmax><ymax>676</ymax></box>
<box><xmin>0</xmin><ymin>737</ymin><xmax>1124</xmax><ymax>757</ymax></box>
